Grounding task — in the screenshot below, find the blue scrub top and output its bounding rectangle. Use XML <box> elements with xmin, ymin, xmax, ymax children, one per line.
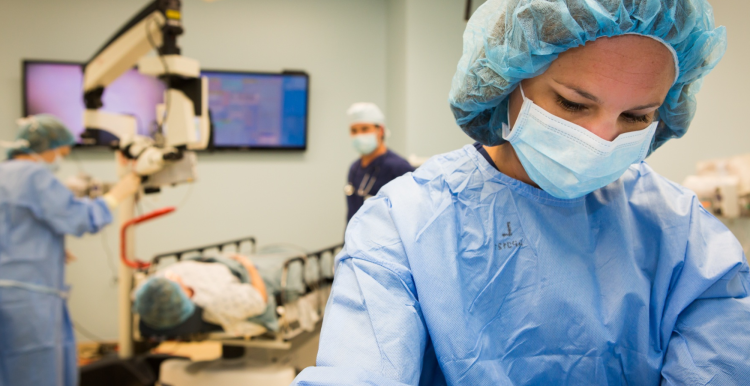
<box><xmin>295</xmin><ymin>144</ymin><xmax>750</xmax><ymax>385</ymax></box>
<box><xmin>346</xmin><ymin>149</ymin><xmax>414</xmax><ymax>222</ymax></box>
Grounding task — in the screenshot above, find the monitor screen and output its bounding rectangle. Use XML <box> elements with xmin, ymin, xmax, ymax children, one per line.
<box><xmin>204</xmin><ymin>71</ymin><xmax>308</xmax><ymax>150</ymax></box>
<box><xmin>23</xmin><ymin>60</ymin><xmax>166</xmax><ymax>146</ymax></box>
<box><xmin>22</xmin><ymin>61</ymin><xmax>309</xmax><ymax>150</ymax></box>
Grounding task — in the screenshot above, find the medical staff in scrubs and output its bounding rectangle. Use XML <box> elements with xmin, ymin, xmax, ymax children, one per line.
<box><xmin>294</xmin><ymin>0</ymin><xmax>750</xmax><ymax>385</ymax></box>
<box><xmin>345</xmin><ymin>103</ymin><xmax>414</xmax><ymax>222</ymax></box>
<box><xmin>0</xmin><ymin>115</ymin><xmax>140</xmax><ymax>386</ymax></box>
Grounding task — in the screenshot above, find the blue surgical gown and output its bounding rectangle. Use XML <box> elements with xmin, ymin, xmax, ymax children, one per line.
<box><xmin>294</xmin><ymin>145</ymin><xmax>750</xmax><ymax>385</ymax></box>
<box><xmin>0</xmin><ymin>160</ymin><xmax>112</xmax><ymax>386</ymax></box>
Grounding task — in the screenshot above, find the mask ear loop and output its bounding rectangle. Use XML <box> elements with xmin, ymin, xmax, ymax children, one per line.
<box><xmin>504</xmin><ymin>83</ymin><xmax>527</xmax><ymax>138</ymax></box>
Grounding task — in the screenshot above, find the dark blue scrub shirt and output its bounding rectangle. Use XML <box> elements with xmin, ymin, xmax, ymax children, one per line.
<box><xmin>346</xmin><ymin>150</ymin><xmax>414</xmax><ymax>222</ymax></box>
<box><xmin>474</xmin><ymin>141</ymin><xmax>499</xmax><ymax>171</ymax></box>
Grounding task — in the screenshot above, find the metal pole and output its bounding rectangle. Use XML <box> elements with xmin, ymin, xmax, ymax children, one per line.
<box><xmin>116</xmin><ymin>153</ymin><xmax>135</xmax><ymax>358</ymax></box>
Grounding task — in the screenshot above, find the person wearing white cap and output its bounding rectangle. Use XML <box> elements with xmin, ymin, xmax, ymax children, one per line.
<box><xmin>344</xmin><ymin>102</ymin><xmax>413</xmax><ymax>223</ymax></box>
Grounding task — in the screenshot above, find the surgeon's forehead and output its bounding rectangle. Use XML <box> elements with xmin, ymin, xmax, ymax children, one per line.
<box><xmin>548</xmin><ymin>35</ymin><xmax>675</xmax><ymax>91</ymax></box>
<box><xmin>350</xmin><ymin>123</ymin><xmax>378</xmax><ymax>131</ymax></box>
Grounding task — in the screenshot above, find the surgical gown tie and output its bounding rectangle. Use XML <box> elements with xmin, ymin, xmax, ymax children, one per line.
<box><xmin>0</xmin><ymin>280</ymin><xmax>70</xmax><ymax>299</ymax></box>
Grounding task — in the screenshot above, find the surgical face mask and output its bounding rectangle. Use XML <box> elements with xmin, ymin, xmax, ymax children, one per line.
<box><xmin>503</xmin><ymin>85</ymin><xmax>658</xmax><ymax>199</ymax></box>
<box><xmin>32</xmin><ymin>152</ymin><xmax>63</xmax><ymax>173</ymax></box>
<box><xmin>47</xmin><ymin>154</ymin><xmax>63</xmax><ymax>173</ymax></box>
<box><xmin>352</xmin><ymin>133</ymin><xmax>379</xmax><ymax>155</ymax></box>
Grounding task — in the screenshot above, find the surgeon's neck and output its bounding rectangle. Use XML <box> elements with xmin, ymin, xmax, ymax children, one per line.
<box><xmin>12</xmin><ymin>154</ymin><xmax>37</xmax><ymax>162</ymax></box>
<box><xmin>483</xmin><ymin>143</ymin><xmax>538</xmax><ymax>188</ymax></box>
<box><xmin>361</xmin><ymin>143</ymin><xmax>387</xmax><ymax>168</ymax></box>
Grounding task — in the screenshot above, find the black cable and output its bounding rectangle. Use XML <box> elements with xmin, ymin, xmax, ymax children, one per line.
<box><xmin>73</xmin><ymin>321</ymin><xmax>105</xmax><ymax>342</ymax></box>
<box><xmin>176</xmin><ymin>182</ymin><xmax>194</xmax><ymax>209</ymax></box>
<box><xmin>139</xmin><ymin>195</ymin><xmax>156</xmax><ymax>212</ymax></box>
<box><xmin>100</xmin><ymin>227</ymin><xmax>119</xmax><ymax>283</ymax></box>
<box><xmin>66</xmin><ymin>151</ymin><xmax>118</xmax><ymax>283</ymax></box>
<box><xmin>68</xmin><ymin>151</ymin><xmax>86</xmax><ymax>174</ymax></box>
<box><xmin>145</xmin><ymin>16</ymin><xmax>171</xmax><ymax>135</ymax></box>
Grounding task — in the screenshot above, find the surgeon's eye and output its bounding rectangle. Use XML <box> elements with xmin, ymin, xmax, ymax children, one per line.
<box><xmin>621</xmin><ymin>113</ymin><xmax>652</xmax><ymax>124</ymax></box>
<box><xmin>556</xmin><ymin>95</ymin><xmax>587</xmax><ymax>112</ymax></box>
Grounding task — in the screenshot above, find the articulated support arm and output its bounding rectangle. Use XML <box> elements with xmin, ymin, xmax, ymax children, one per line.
<box><xmin>80</xmin><ymin>0</ymin><xmax>209</xmax><ymax>183</ymax></box>
<box><xmin>120</xmin><ymin>207</ymin><xmax>176</xmax><ymax>269</ymax></box>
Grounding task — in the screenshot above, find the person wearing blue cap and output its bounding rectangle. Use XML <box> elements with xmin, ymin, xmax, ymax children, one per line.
<box><xmin>134</xmin><ymin>277</ymin><xmax>197</xmax><ymax>330</ymax></box>
<box><xmin>0</xmin><ymin>114</ymin><xmax>141</xmax><ymax>386</ymax></box>
<box><xmin>345</xmin><ymin>103</ymin><xmax>414</xmax><ymax>223</ymax></box>
<box><xmin>133</xmin><ymin>254</ymin><xmax>270</xmax><ymax>336</ymax></box>
<box><xmin>293</xmin><ymin>0</ymin><xmax>750</xmax><ymax>385</ymax></box>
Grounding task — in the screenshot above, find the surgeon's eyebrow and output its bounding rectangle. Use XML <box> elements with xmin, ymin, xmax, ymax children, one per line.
<box><xmin>625</xmin><ymin>102</ymin><xmax>662</xmax><ymax>111</ymax></box>
<box><xmin>552</xmin><ymin>79</ymin><xmax>602</xmax><ymax>103</ymax></box>
<box><xmin>552</xmin><ymin>78</ymin><xmax>662</xmax><ymax>111</ymax></box>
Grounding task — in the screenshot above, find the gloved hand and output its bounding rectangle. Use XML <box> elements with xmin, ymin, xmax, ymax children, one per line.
<box><xmin>102</xmin><ymin>173</ymin><xmax>141</xmax><ymax>209</ymax></box>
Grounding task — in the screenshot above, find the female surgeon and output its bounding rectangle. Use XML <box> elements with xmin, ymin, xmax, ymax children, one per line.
<box><xmin>294</xmin><ymin>0</ymin><xmax>750</xmax><ymax>385</ymax></box>
<box><xmin>0</xmin><ymin>114</ymin><xmax>140</xmax><ymax>386</ymax></box>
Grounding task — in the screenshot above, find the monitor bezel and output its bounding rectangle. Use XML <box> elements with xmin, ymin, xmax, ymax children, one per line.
<box><xmin>200</xmin><ymin>68</ymin><xmax>310</xmax><ymax>152</ymax></box>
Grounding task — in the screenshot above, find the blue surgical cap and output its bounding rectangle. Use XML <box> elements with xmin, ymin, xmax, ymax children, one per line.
<box><xmin>134</xmin><ymin>277</ymin><xmax>195</xmax><ymax>330</ymax></box>
<box><xmin>449</xmin><ymin>0</ymin><xmax>727</xmax><ymax>153</ymax></box>
<box><xmin>6</xmin><ymin>114</ymin><xmax>76</xmax><ymax>159</ymax></box>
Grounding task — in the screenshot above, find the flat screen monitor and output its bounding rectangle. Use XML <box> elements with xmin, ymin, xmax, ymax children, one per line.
<box><xmin>22</xmin><ymin>60</ymin><xmax>309</xmax><ymax>150</ymax></box>
<box><xmin>23</xmin><ymin>60</ymin><xmax>166</xmax><ymax>147</ymax></box>
<box><xmin>203</xmin><ymin>70</ymin><xmax>309</xmax><ymax>150</ymax></box>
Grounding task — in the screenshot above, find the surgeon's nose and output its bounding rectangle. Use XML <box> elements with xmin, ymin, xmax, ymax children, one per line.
<box><xmin>584</xmin><ymin>119</ymin><xmax>620</xmax><ymax>142</ymax></box>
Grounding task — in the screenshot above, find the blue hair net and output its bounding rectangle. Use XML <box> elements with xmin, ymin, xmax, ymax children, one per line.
<box><xmin>134</xmin><ymin>277</ymin><xmax>195</xmax><ymax>330</ymax></box>
<box><xmin>449</xmin><ymin>0</ymin><xmax>727</xmax><ymax>153</ymax></box>
<box><xmin>6</xmin><ymin>114</ymin><xmax>76</xmax><ymax>158</ymax></box>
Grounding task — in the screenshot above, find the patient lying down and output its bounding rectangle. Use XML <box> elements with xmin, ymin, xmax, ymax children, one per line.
<box><xmin>134</xmin><ymin>254</ymin><xmax>269</xmax><ymax>336</ymax></box>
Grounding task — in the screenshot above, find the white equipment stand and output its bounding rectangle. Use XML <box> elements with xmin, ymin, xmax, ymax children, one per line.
<box><xmin>116</xmin><ymin>154</ymin><xmax>136</xmax><ymax>358</ymax></box>
<box><xmin>80</xmin><ymin>0</ymin><xmax>209</xmax><ymax>358</ymax></box>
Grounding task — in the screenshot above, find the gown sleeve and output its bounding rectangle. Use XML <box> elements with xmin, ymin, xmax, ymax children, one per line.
<box><xmin>292</xmin><ymin>195</ymin><xmax>428</xmax><ymax>386</ymax></box>
<box><xmin>30</xmin><ymin>167</ymin><xmax>112</xmax><ymax>236</ymax></box>
<box><xmin>660</xmin><ymin>203</ymin><xmax>750</xmax><ymax>385</ymax></box>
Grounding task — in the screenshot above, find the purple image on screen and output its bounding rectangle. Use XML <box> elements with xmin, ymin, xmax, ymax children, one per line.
<box><xmin>24</xmin><ymin>62</ymin><xmax>166</xmax><ymax>143</ymax></box>
<box><xmin>25</xmin><ymin>62</ymin><xmax>309</xmax><ymax>149</ymax></box>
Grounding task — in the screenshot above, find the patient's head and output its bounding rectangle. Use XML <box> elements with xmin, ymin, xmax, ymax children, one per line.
<box><xmin>134</xmin><ymin>276</ymin><xmax>195</xmax><ymax>329</ymax></box>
